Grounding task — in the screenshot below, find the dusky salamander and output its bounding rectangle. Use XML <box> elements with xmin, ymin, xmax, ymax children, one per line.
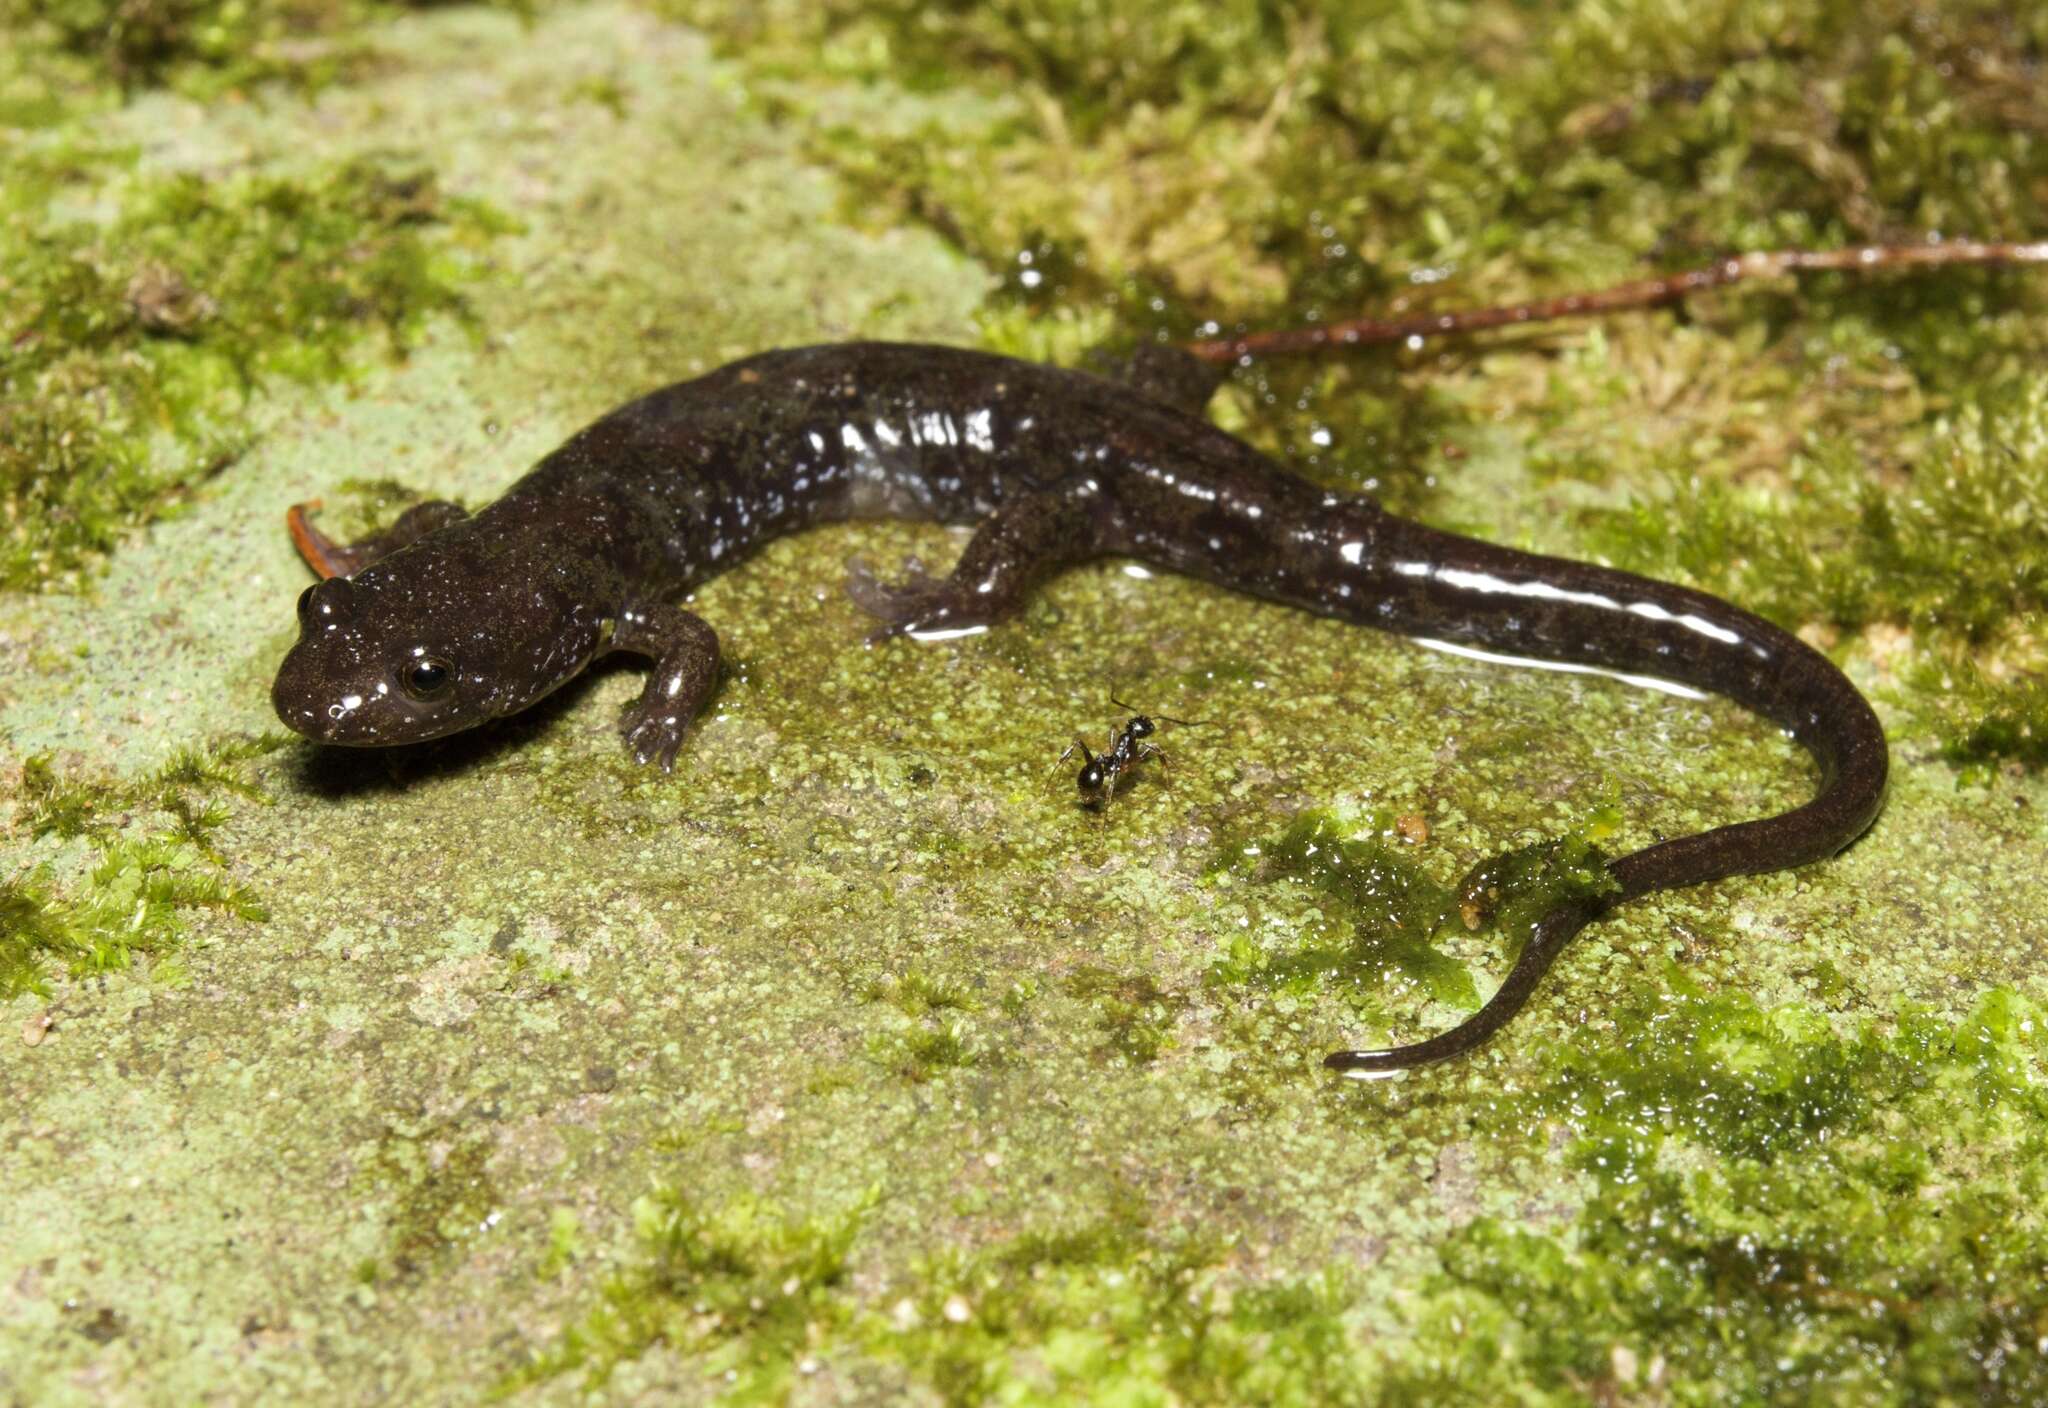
<box><xmin>271</xmin><ymin>339</ymin><xmax>1887</xmax><ymax>1070</ymax></box>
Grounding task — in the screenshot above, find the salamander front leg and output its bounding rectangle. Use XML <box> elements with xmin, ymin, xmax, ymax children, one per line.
<box><xmin>610</xmin><ymin>602</ymin><xmax>721</xmax><ymax>770</ymax></box>
<box><xmin>847</xmin><ymin>480</ymin><xmax>1112</xmax><ymax>641</ymax></box>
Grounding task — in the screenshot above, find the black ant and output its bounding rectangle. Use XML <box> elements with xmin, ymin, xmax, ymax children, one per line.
<box><xmin>1059</xmin><ymin>696</ymin><xmax>1206</xmax><ymax>809</ymax></box>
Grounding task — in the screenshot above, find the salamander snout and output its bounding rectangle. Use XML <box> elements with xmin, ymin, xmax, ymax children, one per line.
<box><xmin>271</xmin><ymin>574</ymin><xmax>483</xmax><ymax>747</ymax></box>
<box><xmin>271</xmin><ymin>640</ymin><xmax>357</xmax><ymax>743</ymax></box>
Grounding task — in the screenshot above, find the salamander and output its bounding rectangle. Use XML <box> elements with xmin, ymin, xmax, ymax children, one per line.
<box><xmin>270</xmin><ymin>340</ymin><xmax>1887</xmax><ymax>1070</ymax></box>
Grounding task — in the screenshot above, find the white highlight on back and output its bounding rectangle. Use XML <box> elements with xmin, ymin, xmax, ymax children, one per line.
<box><xmin>1411</xmin><ymin>637</ymin><xmax>1708</xmax><ymax>700</ymax></box>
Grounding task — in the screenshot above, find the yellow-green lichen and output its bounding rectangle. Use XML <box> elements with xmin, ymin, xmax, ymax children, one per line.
<box><xmin>359</xmin><ymin>1119</ymin><xmax>504</xmax><ymax>1283</ymax></box>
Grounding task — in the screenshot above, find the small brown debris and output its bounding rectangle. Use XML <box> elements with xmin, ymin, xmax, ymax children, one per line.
<box><xmin>22</xmin><ymin>1010</ymin><xmax>52</xmax><ymax>1047</ymax></box>
<box><xmin>76</xmin><ymin>1306</ymin><xmax>125</xmax><ymax>1344</ymax></box>
<box><xmin>125</xmin><ymin>262</ymin><xmax>215</xmax><ymax>334</ymax></box>
<box><xmin>1395</xmin><ymin>812</ymin><xmax>1430</xmax><ymax>845</ymax></box>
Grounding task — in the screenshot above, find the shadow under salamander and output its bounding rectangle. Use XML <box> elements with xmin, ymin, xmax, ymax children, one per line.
<box><xmin>284</xmin><ymin>654</ymin><xmax>646</xmax><ymax>799</ymax></box>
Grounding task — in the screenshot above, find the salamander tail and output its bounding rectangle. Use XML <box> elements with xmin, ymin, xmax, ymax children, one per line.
<box><xmin>1322</xmin><ymin>892</ymin><xmax>1613</xmax><ymax>1074</ymax></box>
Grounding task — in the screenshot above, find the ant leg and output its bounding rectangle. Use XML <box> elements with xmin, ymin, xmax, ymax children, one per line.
<box><xmin>847</xmin><ymin>477</ymin><xmax>1115</xmax><ymax>641</ymax></box>
<box><xmin>1140</xmin><ymin>742</ymin><xmax>1169</xmax><ymax>787</ymax></box>
<box><xmin>1055</xmin><ymin>738</ymin><xmax>1094</xmax><ymax>778</ymax></box>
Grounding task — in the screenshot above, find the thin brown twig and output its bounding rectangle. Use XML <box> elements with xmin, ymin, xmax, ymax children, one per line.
<box><xmin>1179</xmin><ymin>241</ymin><xmax>2048</xmax><ymax>363</ymax></box>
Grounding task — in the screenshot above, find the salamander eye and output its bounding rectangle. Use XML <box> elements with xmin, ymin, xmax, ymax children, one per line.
<box><xmin>400</xmin><ymin>655</ymin><xmax>455</xmax><ymax>701</ymax></box>
<box><xmin>296</xmin><ymin>585</ymin><xmax>316</xmax><ymax>625</ymax></box>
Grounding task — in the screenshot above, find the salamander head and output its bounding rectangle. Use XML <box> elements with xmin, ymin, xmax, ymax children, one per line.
<box><xmin>272</xmin><ymin>567</ymin><xmax>608</xmax><ymax>747</ymax></box>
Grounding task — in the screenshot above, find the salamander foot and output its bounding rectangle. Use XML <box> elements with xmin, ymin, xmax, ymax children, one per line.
<box><xmin>845</xmin><ymin>555</ymin><xmax>992</xmax><ymax>642</ymax></box>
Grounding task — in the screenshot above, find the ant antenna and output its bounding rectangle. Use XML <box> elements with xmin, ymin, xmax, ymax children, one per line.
<box><xmin>1110</xmin><ymin>694</ymin><xmax>1209</xmax><ymax>728</ymax></box>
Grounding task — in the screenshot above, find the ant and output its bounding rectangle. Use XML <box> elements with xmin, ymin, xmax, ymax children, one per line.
<box><xmin>1058</xmin><ymin>696</ymin><xmax>1206</xmax><ymax>809</ymax></box>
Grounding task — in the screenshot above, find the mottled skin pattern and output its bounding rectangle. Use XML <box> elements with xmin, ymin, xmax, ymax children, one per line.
<box><xmin>272</xmin><ymin>342</ymin><xmax>1888</xmax><ymax>1068</ymax></box>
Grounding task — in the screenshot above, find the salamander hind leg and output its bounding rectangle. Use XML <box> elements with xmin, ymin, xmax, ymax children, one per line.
<box><xmin>610</xmin><ymin>602</ymin><xmax>721</xmax><ymax>770</ymax></box>
<box><xmin>287</xmin><ymin>499</ymin><xmax>469</xmax><ymax>579</ymax></box>
<box><xmin>847</xmin><ymin>479</ymin><xmax>1115</xmax><ymax>642</ymax></box>
<box><xmin>1089</xmin><ymin>343</ymin><xmax>1228</xmax><ymax>417</ymax></box>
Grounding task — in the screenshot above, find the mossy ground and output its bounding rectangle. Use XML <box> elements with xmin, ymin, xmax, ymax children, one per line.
<box><xmin>2</xmin><ymin>2</ymin><xmax>2046</xmax><ymax>1404</ymax></box>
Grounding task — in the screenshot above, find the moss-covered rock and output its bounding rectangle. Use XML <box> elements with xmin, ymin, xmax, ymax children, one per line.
<box><xmin>3</xmin><ymin>1</ymin><xmax>2046</xmax><ymax>1403</ymax></box>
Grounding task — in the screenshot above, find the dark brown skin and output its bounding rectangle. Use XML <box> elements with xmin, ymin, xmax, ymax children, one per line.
<box><xmin>272</xmin><ymin>340</ymin><xmax>1887</xmax><ymax>1070</ymax></box>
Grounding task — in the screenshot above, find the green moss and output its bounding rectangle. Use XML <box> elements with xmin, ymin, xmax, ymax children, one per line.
<box><xmin>1060</xmin><ymin>965</ymin><xmax>1184</xmax><ymax>1066</ymax></box>
<box><xmin>1208</xmin><ymin>808</ymin><xmax>1620</xmax><ymax>1039</ymax></box>
<box><xmin>20</xmin><ymin>752</ymin><xmax>105</xmax><ymax>840</ymax></box>
<box><xmin>1904</xmin><ymin>656</ymin><xmax>2048</xmax><ymax>781</ymax></box>
<box><xmin>883</xmin><ymin>1217</ymin><xmax>1367</xmax><ymax>1407</ymax></box>
<box><xmin>0</xmin><ymin>874</ymin><xmax>82</xmax><ymax>999</ymax></box>
<box><xmin>673</xmin><ymin>0</ymin><xmax>2048</xmax><ymax>512</ymax></box>
<box><xmin>1210</xmin><ymin>810</ymin><xmax>1472</xmax><ymax>1013</ymax></box>
<box><xmin>1</xmin><ymin>0</ymin><xmax>535</xmax><ymax>94</ymax></box>
<box><xmin>0</xmin><ymin>28</ymin><xmax>92</xmax><ymax>129</ymax></box>
<box><xmin>511</xmin><ymin>975</ymin><xmax>2047</xmax><ymax>1404</ymax></box>
<box><xmin>538</xmin><ymin>1208</ymin><xmax>585</xmax><ymax>1280</ymax></box>
<box><xmin>1</xmin><ymin>151</ymin><xmax>511</xmax><ymax>591</ymax></box>
<box><xmin>4</xmin><ymin>734</ymin><xmax>281</xmax><ymax>996</ymax></box>
<box><xmin>148</xmin><ymin>736</ymin><xmax>279</xmax><ymax>802</ymax></box>
<box><xmin>515</xmin><ymin>1182</ymin><xmax>1372</xmax><ymax>1404</ymax></box>
<box><xmin>1392</xmin><ymin>983</ymin><xmax>2048</xmax><ymax>1404</ymax></box>
<box><xmin>853</xmin><ymin>968</ymin><xmax>993</xmax><ymax>1081</ymax></box>
<box><xmin>1543</xmin><ymin>968</ymin><xmax>1888</xmax><ymax>1178</ymax></box>
<box><xmin>25</xmin><ymin>732</ymin><xmax>285</xmax><ymax>850</ymax></box>
<box><xmin>500</xmin><ymin>1186</ymin><xmax>875</xmax><ymax>1399</ymax></box>
<box><xmin>866</xmin><ymin>1020</ymin><xmax>975</xmax><ymax>1084</ymax></box>
<box><xmin>802</xmin><ymin>1064</ymin><xmax>864</xmax><ymax>1098</ymax></box>
<box><xmin>1452</xmin><ymin>807</ymin><xmax>1624</xmax><ymax>945</ymax></box>
<box><xmin>320</xmin><ymin>477</ymin><xmax>447</xmax><ymax>543</ymax></box>
<box><xmin>1583</xmin><ymin>382</ymin><xmax>2048</xmax><ymax>644</ymax></box>
<box><xmin>0</xmin><ymin>838</ymin><xmax>265</xmax><ymax>1000</ymax></box>
<box><xmin>1583</xmin><ymin>377</ymin><xmax>2048</xmax><ymax>769</ymax></box>
<box><xmin>863</xmin><ymin>967</ymin><xmax>976</xmax><ymax>1019</ymax></box>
